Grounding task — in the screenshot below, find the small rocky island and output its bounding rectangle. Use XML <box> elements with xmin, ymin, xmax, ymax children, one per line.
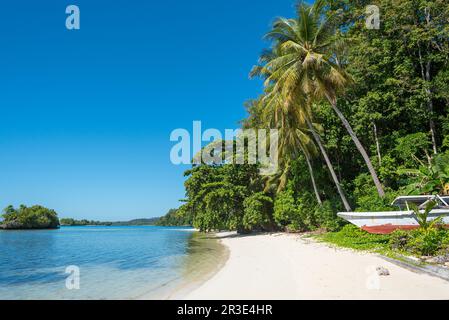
<box><xmin>0</xmin><ymin>205</ymin><xmax>60</xmax><ymax>230</ymax></box>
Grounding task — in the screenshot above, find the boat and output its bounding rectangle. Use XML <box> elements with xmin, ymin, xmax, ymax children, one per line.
<box><xmin>337</xmin><ymin>195</ymin><xmax>449</xmax><ymax>234</ymax></box>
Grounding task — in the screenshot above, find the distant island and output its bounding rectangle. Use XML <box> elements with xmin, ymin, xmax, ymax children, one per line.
<box><xmin>0</xmin><ymin>205</ymin><xmax>192</xmax><ymax>230</ymax></box>
<box><xmin>60</xmin><ymin>208</ymin><xmax>192</xmax><ymax>227</ymax></box>
<box><xmin>0</xmin><ymin>205</ymin><xmax>60</xmax><ymax>230</ymax></box>
<box><xmin>155</xmin><ymin>208</ymin><xmax>192</xmax><ymax>227</ymax></box>
<box><xmin>59</xmin><ymin>217</ymin><xmax>161</xmax><ymax>226</ymax></box>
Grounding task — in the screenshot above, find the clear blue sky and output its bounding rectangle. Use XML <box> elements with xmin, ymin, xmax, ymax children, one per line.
<box><xmin>0</xmin><ymin>0</ymin><xmax>302</xmax><ymax>221</ymax></box>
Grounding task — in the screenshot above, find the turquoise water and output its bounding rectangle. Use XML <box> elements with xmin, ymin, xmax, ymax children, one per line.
<box><xmin>0</xmin><ymin>226</ymin><xmax>203</xmax><ymax>299</ymax></box>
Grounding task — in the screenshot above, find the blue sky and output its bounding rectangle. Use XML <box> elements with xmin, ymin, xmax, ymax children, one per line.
<box><xmin>0</xmin><ymin>0</ymin><xmax>301</xmax><ymax>220</ymax></box>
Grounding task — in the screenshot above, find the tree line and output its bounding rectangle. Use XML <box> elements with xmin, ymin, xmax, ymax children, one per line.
<box><xmin>169</xmin><ymin>0</ymin><xmax>449</xmax><ymax>233</ymax></box>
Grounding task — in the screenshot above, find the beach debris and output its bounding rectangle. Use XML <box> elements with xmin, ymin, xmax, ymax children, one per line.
<box><xmin>376</xmin><ymin>266</ymin><xmax>390</xmax><ymax>276</ymax></box>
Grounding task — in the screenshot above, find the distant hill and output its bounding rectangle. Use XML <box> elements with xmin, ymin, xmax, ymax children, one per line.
<box><xmin>111</xmin><ymin>218</ymin><xmax>160</xmax><ymax>226</ymax></box>
<box><xmin>60</xmin><ymin>217</ymin><xmax>161</xmax><ymax>226</ymax></box>
<box><xmin>60</xmin><ymin>208</ymin><xmax>193</xmax><ymax>227</ymax></box>
<box><xmin>155</xmin><ymin>208</ymin><xmax>192</xmax><ymax>227</ymax></box>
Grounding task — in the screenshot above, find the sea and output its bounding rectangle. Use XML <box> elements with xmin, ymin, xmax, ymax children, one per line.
<box><xmin>0</xmin><ymin>226</ymin><xmax>225</xmax><ymax>299</ymax></box>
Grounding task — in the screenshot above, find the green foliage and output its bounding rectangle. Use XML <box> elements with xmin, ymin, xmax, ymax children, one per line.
<box><xmin>273</xmin><ymin>186</ymin><xmax>342</xmax><ymax>232</ymax></box>
<box><xmin>390</xmin><ymin>228</ymin><xmax>449</xmax><ymax>256</ymax></box>
<box><xmin>394</xmin><ymin>133</ymin><xmax>432</xmax><ymax>168</ymax></box>
<box><xmin>318</xmin><ymin>225</ymin><xmax>390</xmax><ymax>251</ymax></box>
<box><xmin>399</xmin><ymin>151</ymin><xmax>449</xmax><ymax>195</ymax></box>
<box><xmin>182</xmin><ymin>163</ymin><xmax>265</xmax><ymax>232</ymax></box>
<box><xmin>314</xmin><ymin>201</ymin><xmax>345</xmax><ymax>232</ymax></box>
<box><xmin>242</xmin><ymin>193</ymin><xmax>273</xmax><ymax>232</ymax></box>
<box><xmin>156</xmin><ymin>208</ymin><xmax>192</xmax><ymax>227</ymax></box>
<box><xmin>176</xmin><ymin>0</ymin><xmax>449</xmax><ymax>238</ymax></box>
<box><xmin>60</xmin><ymin>218</ymin><xmax>113</xmax><ymax>226</ymax></box>
<box><xmin>407</xmin><ymin>228</ymin><xmax>447</xmax><ymax>256</ymax></box>
<box><xmin>389</xmin><ymin>230</ymin><xmax>411</xmax><ymax>251</ymax></box>
<box><xmin>1</xmin><ymin>205</ymin><xmax>60</xmax><ymax>229</ymax></box>
<box><xmin>321</xmin><ymin>225</ymin><xmax>449</xmax><ymax>257</ymax></box>
<box><xmin>353</xmin><ymin>173</ymin><xmax>398</xmax><ymax>211</ymax></box>
<box><xmin>409</xmin><ymin>200</ymin><xmax>443</xmax><ymax>231</ymax></box>
<box><xmin>273</xmin><ymin>188</ymin><xmax>303</xmax><ymax>231</ymax></box>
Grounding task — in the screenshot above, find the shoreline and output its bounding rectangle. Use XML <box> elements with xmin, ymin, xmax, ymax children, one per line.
<box><xmin>183</xmin><ymin>232</ymin><xmax>449</xmax><ymax>300</ymax></box>
<box><xmin>139</xmin><ymin>231</ymin><xmax>229</xmax><ymax>300</ymax></box>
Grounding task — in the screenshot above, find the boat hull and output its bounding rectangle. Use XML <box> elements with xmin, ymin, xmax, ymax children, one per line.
<box><xmin>337</xmin><ymin>209</ymin><xmax>449</xmax><ymax>234</ymax></box>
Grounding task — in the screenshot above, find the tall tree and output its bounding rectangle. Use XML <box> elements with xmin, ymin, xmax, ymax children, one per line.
<box><xmin>262</xmin><ymin>93</ymin><xmax>323</xmax><ymax>204</ymax></box>
<box><xmin>252</xmin><ymin>0</ymin><xmax>385</xmax><ymax>198</ymax></box>
<box><xmin>251</xmin><ymin>44</ymin><xmax>351</xmax><ymax>211</ymax></box>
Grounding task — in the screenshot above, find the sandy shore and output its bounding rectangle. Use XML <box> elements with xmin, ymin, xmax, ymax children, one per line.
<box><xmin>184</xmin><ymin>232</ymin><xmax>449</xmax><ymax>300</ymax></box>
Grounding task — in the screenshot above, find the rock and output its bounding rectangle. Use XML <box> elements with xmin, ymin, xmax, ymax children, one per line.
<box><xmin>445</xmin><ymin>262</ymin><xmax>449</xmax><ymax>268</ymax></box>
<box><xmin>376</xmin><ymin>267</ymin><xmax>390</xmax><ymax>276</ymax></box>
<box><xmin>425</xmin><ymin>256</ymin><xmax>447</xmax><ymax>264</ymax></box>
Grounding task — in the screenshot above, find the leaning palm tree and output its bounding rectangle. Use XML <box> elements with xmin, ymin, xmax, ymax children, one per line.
<box><xmin>252</xmin><ymin>55</ymin><xmax>352</xmax><ymax>211</ymax></box>
<box><xmin>252</xmin><ymin>0</ymin><xmax>385</xmax><ymax>198</ymax></box>
<box><xmin>261</xmin><ymin>92</ymin><xmax>322</xmax><ymax>204</ymax></box>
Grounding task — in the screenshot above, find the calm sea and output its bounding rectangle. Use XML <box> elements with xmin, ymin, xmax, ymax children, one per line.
<box><xmin>0</xmin><ymin>226</ymin><xmax>224</xmax><ymax>299</ymax></box>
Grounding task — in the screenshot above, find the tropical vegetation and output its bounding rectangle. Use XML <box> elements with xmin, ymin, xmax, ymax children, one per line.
<box><xmin>1</xmin><ymin>205</ymin><xmax>60</xmax><ymax>229</ymax></box>
<box><xmin>171</xmin><ymin>0</ymin><xmax>449</xmax><ymax>240</ymax></box>
<box><xmin>155</xmin><ymin>208</ymin><xmax>192</xmax><ymax>226</ymax></box>
<box><xmin>60</xmin><ymin>217</ymin><xmax>161</xmax><ymax>226</ymax></box>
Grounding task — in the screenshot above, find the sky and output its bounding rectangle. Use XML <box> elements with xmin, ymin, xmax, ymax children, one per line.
<box><xmin>0</xmin><ymin>0</ymin><xmax>302</xmax><ymax>221</ymax></box>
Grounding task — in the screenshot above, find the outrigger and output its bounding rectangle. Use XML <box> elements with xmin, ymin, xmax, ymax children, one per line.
<box><xmin>337</xmin><ymin>195</ymin><xmax>449</xmax><ymax>234</ymax></box>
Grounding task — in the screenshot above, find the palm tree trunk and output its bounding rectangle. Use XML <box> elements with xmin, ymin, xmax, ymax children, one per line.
<box><xmin>425</xmin><ymin>8</ymin><xmax>438</xmax><ymax>155</ymax></box>
<box><xmin>305</xmin><ymin>118</ymin><xmax>351</xmax><ymax>212</ymax></box>
<box><xmin>426</xmin><ymin>62</ymin><xmax>438</xmax><ymax>155</ymax></box>
<box><xmin>418</xmin><ymin>41</ymin><xmax>438</xmax><ymax>155</ymax></box>
<box><xmin>302</xmin><ymin>149</ymin><xmax>322</xmax><ymax>205</ymax></box>
<box><xmin>329</xmin><ymin>99</ymin><xmax>385</xmax><ymax>198</ymax></box>
<box><xmin>373</xmin><ymin>122</ymin><xmax>382</xmax><ymax>166</ymax></box>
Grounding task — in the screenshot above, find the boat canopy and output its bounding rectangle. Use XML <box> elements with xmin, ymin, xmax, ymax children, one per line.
<box><xmin>392</xmin><ymin>195</ymin><xmax>449</xmax><ymax>209</ymax></box>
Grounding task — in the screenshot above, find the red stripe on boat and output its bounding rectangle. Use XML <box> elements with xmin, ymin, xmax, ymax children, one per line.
<box><xmin>362</xmin><ymin>224</ymin><xmax>449</xmax><ymax>234</ymax></box>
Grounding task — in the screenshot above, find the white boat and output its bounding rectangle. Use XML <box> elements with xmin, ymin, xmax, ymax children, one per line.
<box><xmin>337</xmin><ymin>195</ymin><xmax>449</xmax><ymax>234</ymax></box>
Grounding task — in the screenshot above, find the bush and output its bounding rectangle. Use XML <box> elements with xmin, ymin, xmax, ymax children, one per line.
<box><xmin>407</xmin><ymin>228</ymin><xmax>447</xmax><ymax>256</ymax></box>
<box><xmin>389</xmin><ymin>230</ymin><xmax>411</xmax><ymax>251</ymax></box>
<box><xmin>315</xmin><ymin>200</ymin><xmax>345</xmax><ymax>232</ymax></box>
<box><xmin>390</xmin><ymin>228</ymin><xmax>449</xmax><ymax>256</ymax></box>
<box><xmin>353</xmin><ymin>173</ymin><xmax>398</xmax><ymax>212</ymax></box>
<box><xmin>242</xmin><ymin>193</ymin><xmax>273</xmax><ymax>231</ymax></box>
<box><xmin>319</xmin><ymin>224</ymin><xmax>390</xmax><ymax>251</ymax></box>
<box><xmin>274</xmin><ymin>189</ymin><xmax>305</xmax><ymax>231</ymax></box>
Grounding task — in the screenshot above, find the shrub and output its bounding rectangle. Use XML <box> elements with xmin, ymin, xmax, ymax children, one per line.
<box><xmin>407</xmin><ymin>228</ymin><xmax>447</xmax><ymax>256</ymax></box>
<box><xmin>320</xmin><ymin>224</ymin><xmax>390</xmax><ymax>251</ymax></box>
<box><xmin>274</xmin><ymin>189</ymin><xmax>305</xmax><ymax>231</ymax></box>
<box><xmin>353</xmin><ymin>173</ymin><xmax>398</xmax><ymax>212</ymax></box>
<box><xmin>315</xmin><ymin>200</ymin><xmax>345</xmax><ymax>232</ymax></box>
<box><xmin>242</xmin><ymin>192</ymin><xmax>273</xmax><ymax>231</ymax></box>
<box><xmin>389</xmin><ymin>229</ymin><xmax>411</xmax><ymax>251</ymax></box>
<box><xmin>390</xmin><ymin>228</ymin><xmax>449</xmax><ymax>256</ymax></box>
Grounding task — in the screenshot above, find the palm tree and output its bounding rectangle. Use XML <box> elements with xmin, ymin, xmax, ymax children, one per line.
<box><xmin>252</xmin><ymin>0</ymin><xmax>385</xmax><ymax>198</ymax></box>
<box><xmin>304</xmin><ymin>114</ymin><xmax>351</xmax><ymax>211</ymax></box>
<box><xmin>261</xmin><ymin>93</ymin><xmax>322</xmax><ymax>204</ymax></box>
<box><xmin>251</xmin><ymin>53</ymin><xmax>352</xmax><ymax>211</ymax></box>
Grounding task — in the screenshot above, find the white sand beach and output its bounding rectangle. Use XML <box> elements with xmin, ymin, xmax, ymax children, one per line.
<box><xmin>185</xmin><ymin>232</ymin><xmax>449</xmax><ymax>300</ymax></box>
